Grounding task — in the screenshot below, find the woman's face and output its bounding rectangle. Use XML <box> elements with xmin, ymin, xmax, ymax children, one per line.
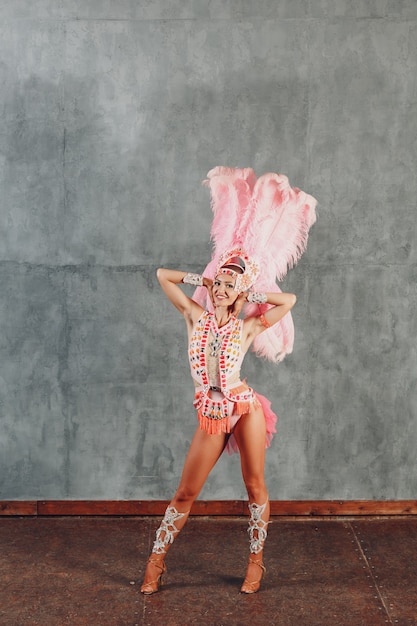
<box><xmin>213</xmin><ymin>274</ymin><xmax>239</xmax><ymax>306</ymax></box>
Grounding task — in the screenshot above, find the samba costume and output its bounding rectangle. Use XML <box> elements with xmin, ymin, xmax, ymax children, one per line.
<box><xmin>141</xmin><ymin>166</ymin><xmax>317</xmax><ymax>596</ymax></box>
<box><xmin>190</xmin><ymin>166</ymin><xmax>317</xmax><ymax>452</ymax></box>
<box><xmin>189</xmin><ymin>308</ymin><xmax>277</xmax><ymax>454</ymax></box>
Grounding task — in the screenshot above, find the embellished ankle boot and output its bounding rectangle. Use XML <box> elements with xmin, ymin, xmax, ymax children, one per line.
<box><xmin>240</xmin><ymin>500</ymin><xmax>269</xmax><ymax>594</ymax></box>
<box><xmin>140</xmin><ymin>506</ymin><xmax>187</xmax><ymax>595</ymax></box>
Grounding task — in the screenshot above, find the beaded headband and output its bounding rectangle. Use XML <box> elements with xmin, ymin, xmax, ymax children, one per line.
<box><xmin>215</xmin><ymin>248</ymin><xmax>260</xmax><ymax>293</ymax></box>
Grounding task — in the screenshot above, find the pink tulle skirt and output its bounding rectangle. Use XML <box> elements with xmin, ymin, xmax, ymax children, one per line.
<box><xmin>224</xmin><ymin>391</ymin><xmax>278</xmax><ymax>455</ymax></box>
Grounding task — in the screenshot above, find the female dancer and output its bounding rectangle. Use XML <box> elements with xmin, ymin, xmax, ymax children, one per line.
<box><xmin>140</xmin><ymin>250</ymin><xmax>296</xmax><ymax>594</ymax></box>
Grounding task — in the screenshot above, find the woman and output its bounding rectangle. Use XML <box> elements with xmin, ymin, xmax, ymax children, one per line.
<box><xmin>140</xmin><ymin>248</ymin><xmax>296</xmax><ymax>595</ymax></box>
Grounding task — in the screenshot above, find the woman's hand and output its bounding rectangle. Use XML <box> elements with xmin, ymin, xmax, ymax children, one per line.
<box><xmin>202</xmin><ymin>276</ymin><xmax>213</xmax><ymax>289</ymax></box>
<box><xmin>231</xmin><ymin>291</ymin><xmax>247</xmax><ymax>318</ymax></box>
<box><xmin>202</xmin><ymin>276</ymin><xmax>214</xmax><ymax>304</ymax></box>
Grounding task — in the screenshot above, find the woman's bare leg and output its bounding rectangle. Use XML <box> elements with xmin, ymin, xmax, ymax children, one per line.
<box><xmin>233</xmin><ymin>405</ymin><xmax>270</xmax><ymax>592</ymax></box>
<box><xmin>141</xmin><ymin>426</ymin><xmax>227</xmax><ymax>592</ymax></box>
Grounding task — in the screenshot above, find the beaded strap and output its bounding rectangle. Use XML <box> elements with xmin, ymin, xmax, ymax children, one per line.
<box><xmin>259</xmin><ymin>314</ymin><xmax>271</xmax><ymax>329</ymax></box>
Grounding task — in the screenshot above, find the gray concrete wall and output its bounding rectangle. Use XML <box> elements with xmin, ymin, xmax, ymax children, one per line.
<box><xmin>1</xmin><ymin>1</ymin><xmax>416</xmax><ymax>501</ymax></box>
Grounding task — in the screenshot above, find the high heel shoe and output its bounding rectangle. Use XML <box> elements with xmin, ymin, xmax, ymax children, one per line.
<box><xmin>240</xmin><ymin>558</ymin><xmax>266</xmax><ymax>594</ymax></box>
<box><xmin>140</xmin><ymin>558</ymin><xmax>167</xmax><ymax>595</ymax></box>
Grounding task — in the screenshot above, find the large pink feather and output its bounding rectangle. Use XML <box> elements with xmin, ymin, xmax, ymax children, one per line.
<box><xmin>193</xmin><ymin>167</ymin><xmax>317</xmax><ymax>362</ymax></box>
<box><xmin>203</xmin><ymin>167</ymin><xmax>256</xmax><ymax>264</ymax></box>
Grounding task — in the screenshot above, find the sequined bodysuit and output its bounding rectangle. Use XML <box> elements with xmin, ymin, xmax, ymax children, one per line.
<box><xmin>188</xmin><ymin>310</ymin><xmax>258</xmax><ymax>436</ymax></box>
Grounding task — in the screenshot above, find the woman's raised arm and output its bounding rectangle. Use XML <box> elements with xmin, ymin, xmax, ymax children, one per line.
<box><xmin>243</xmin><ymin>291</ymin><xmax>297</xmax><ymax>346</ymax></box>
<box><xmin>156</xmin><ymin>268</ymin><xmax>207</xmax><ymax>321</ymax></box>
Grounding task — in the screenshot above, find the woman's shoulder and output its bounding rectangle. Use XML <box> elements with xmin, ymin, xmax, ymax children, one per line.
<box><xmin>188</xmin><ymin>305</ymin><xmax>209</xmax><ymax>328</ymax></box>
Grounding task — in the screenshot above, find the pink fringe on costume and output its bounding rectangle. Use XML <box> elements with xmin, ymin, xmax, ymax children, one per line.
<box><xmin>225</xmin><ymin>392</ymin><xmax>278</xmax><ymax>455</ymax></box>
<box><xmin>193</xmin><ymin>167</ymin><xmax>317</xmax><ymax>363</ymax></box>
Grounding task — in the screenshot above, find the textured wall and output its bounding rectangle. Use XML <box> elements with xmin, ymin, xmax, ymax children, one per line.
<box><xmin>1</xmin><ymin>1</ymin><xmax>416</xmax><ymax>500</ymax></box>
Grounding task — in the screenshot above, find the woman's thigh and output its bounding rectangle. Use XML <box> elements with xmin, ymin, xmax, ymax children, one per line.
<box><xmin>174</xmin><ymin>426</ymin><xmax>228</xmax><ymax>502</ymax></box>
<box><xmin>233</xmin><ymin>405</ymin><xmax>267</xmax><ymax>489</ymax></box>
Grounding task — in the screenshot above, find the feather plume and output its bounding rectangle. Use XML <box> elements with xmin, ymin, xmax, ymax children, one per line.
<box><xmin>203</xmin><ymin>167</ymin><xmax>256</xmax><ymax>264</ymax></box>
<box><xmin>194</xmin><ymin>167</ymin><xmax>317</xmax><ymax>362</ymax></box>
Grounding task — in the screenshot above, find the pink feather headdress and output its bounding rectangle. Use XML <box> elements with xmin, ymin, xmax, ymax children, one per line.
<box><xmin>193</xmin><ymin>166</ymin><xmax>317</xmax><ymax>362</ymax></box>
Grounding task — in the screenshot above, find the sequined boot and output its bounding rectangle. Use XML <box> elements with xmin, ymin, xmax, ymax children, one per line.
<box><xmin>140</xmin><ymin>506</ymin><xmax>188</xmax><ymax>595</ymax></box>
<box><xmin>240</xmin><ymin>500</ymin><xmax>269</xmax><ymax>594</ymax></box>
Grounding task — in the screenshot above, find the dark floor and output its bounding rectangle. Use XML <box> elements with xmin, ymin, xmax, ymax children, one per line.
<box><xmin>1</xmin><ymin>516</ymin><xmax>417</xmax><ymax>626</ymax></box>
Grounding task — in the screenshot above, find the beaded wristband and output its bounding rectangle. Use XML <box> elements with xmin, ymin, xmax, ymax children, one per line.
<box><xmin>247</xmin><ymin>292</ymin><xmax>267</xmax><ymax>304</ymax></box>
<box><xmin>183</xmin><ymin>273</ymin><xmax>203</xmax><ymax>286</ymax></box>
